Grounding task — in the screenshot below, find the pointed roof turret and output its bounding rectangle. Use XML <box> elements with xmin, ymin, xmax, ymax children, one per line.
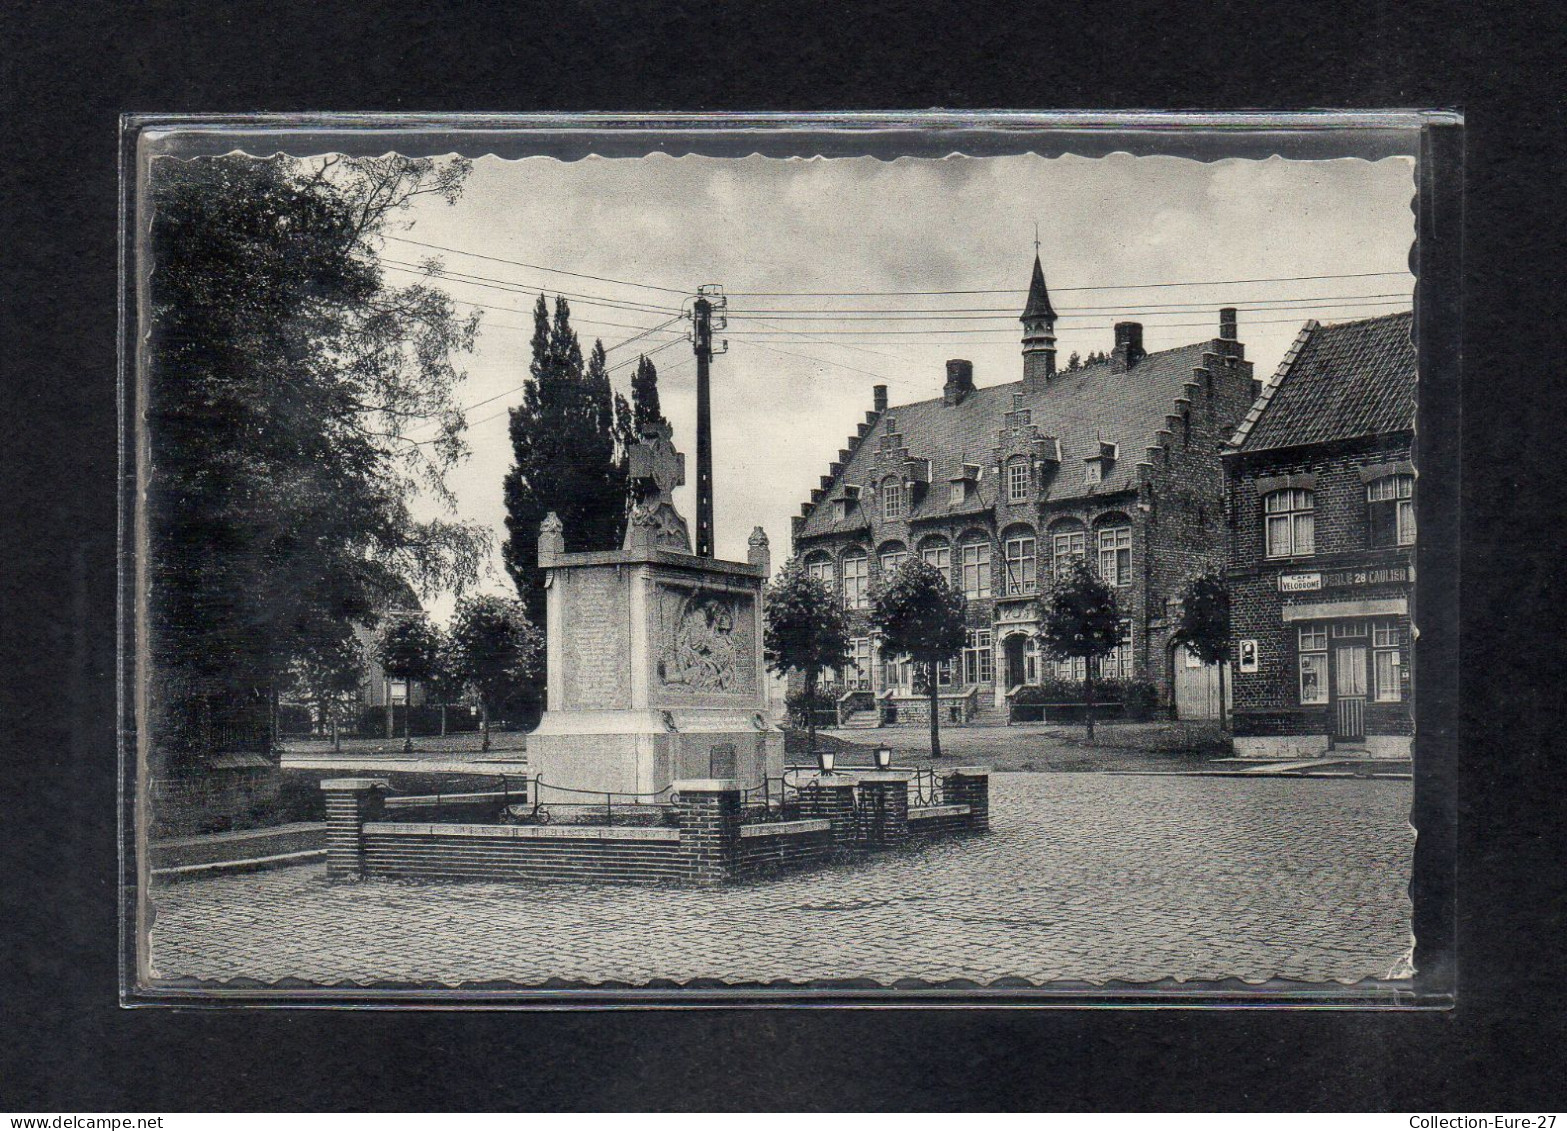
<box><xmin>1021</xmin><ymin>254</ymin><xmax>1057</xmax><ymax>322</ymax></box>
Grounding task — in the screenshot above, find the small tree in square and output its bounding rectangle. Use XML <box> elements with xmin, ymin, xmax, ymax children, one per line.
<box><xmin>869</xmin><ymin>558</ymin><xmax>968</xmax><ymax>760</ymax></box>
<box><xmin>287</xmin><ymin>624</ymin><xmax>365</xmax><ymax>751</ymax></box>
<box><xmin>375</xmin><ymin>614</ymin><xmax>445</xmax><ymax>753</ymax></box>
<box><xmin>1173</xmin><ymin>571</ymin><xmax>1232</xmax><ymax>732</ymax></box>
<box><xmin>1037</xmin><ymin>557</ymin><xmax>1123</xmax><ymax>742</ymax></box>
<box><xmin>446</xmin><ymin>595</ymin><xmax>544</xmax><ymax>751</ymax></box>
<box><xmin>763</xmin><ymin>558</ymin><xmax>852</xmax><ymax>764</ymax></box>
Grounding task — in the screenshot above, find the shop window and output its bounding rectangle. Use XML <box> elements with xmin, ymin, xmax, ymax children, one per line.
<box><xmin>1367</xmin><ymin>475</ymin><xmax>1416</xmax><ymax>548</ymax></box>
<box><xmin>1006</xmin><ymin>456</ymin><xmax>1031</xmax><ymax>503</ymax></box>
<box><xmin>960</xmin><ymin>537</ymin><xmax>992</xmax><ymax>599</ymax></box>
<box><xmin>1298</xmin><ymin>625</ymin><xmax>1327</xmax><ymax>705</ymax></box>
<box><xmin>881</xmin><ymin>477</ymin><xmax>904</xmax><ymax>520</ymax></box>
<box><xmin>1264</xmin><ymin>488</ymin><xmax>1315</xmax><ymax>558</ymax></box>
<box><xmin>841</xmin><ymin>551</ymin><xmax>869</xmax><ymax>610</ymax></box>
<box><xmin>1097</xmin><ymin>525</ymin><xmax>1132</xmax><ymax>586</ymax></box>
<box><xmin>1372</xmin><ymin>620</ymin><xmax>1402</xmax><ymax>702</ymax></box>
<box><xmin>1002</xmin><ymin>532</ymin><xmax>1037</xmax><ymax>595</ymax></box>
<box><xmin>963</xmin><ymin>629</ymin><xmax>994</xmax><ymax>684</ymax></box>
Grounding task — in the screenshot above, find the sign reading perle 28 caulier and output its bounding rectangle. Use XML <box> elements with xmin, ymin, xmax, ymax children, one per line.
<box><xmin>1278</xmin><ymin>564</ymin><xmax>1412</xmax><ymax>593</ymax></box>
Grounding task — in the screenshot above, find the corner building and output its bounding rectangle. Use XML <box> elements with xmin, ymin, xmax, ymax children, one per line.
<box><xmin>790</xmin><ymin>255</ymin><xmax>1259</xmax><ymax>720</ymax></box>
<box><xmin>1223</xmin><ymin>311</ymin><xmax>1416</xmax><ymax>758</ymax></box>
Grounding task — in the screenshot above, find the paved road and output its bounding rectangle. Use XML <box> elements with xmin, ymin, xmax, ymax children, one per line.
<box><xmin>146</xmin><ymin>774</ymin><xmax>1412</xmax><ymax>988</ymax></box>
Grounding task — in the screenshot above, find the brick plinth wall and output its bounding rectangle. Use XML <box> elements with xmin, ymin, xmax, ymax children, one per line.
<box><xmin>735</xmin><ymin>819</ymin><xmax>834</xmax><ymax>878</ymax></box>
<box><xmin>795</xmin><ymin>775</ymin><xmax>860</xmax><ymax>847</ymax></box>
<box><xmin>855</xmin><ymin>773</ymin><xmax>911</xmax><ymax>848</ymax></box>
<box><xmin>672</xmin><ymin>779</ymin><xmax>745</xmax><ymax>887</ymax></box>
<box><xmin>940</xmin><ymin>768</ymin><xmax>990</xmax><ymax>833</ymax></box>
<box><xmin>321</xmin><ymin>778</ymin><xmax>388</xmax><ymax>879</ymax></box>
<box><xmin>906</xmin><ymin>804</ymin><xmax>973</xmax><ymax>837</ymax></box>
<box><xmin>362</xmin><ymin>823</ymin><xmax>685</xmax><ymax>884</ymax></box>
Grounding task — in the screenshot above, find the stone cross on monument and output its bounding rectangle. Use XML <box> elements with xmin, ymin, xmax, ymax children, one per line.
<box><xmin>623</xmin><ymin>422</ymin><xmax>692</xmax><ymax>553</ymax></box>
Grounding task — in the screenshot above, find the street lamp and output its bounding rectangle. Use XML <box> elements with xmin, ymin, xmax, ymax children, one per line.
<box><xmin>817</xmin><ymin>748</ymin><xmax>836</xmax><ymax>772</ymax></box>
<box><xmin>874</xmin><ymin>745</ymin><xmax>893</xmax><ymax>770</ymax></box>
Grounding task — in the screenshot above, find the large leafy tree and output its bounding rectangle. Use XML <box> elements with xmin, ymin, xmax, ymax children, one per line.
<box><xmin>763</xmin><ymin>559</ymin><xmax>852</xmax><ymax>762</ymax></box>
<box><xmin>1173</xmin><ymin>571</ymin><xmax>1232</xmax><ymax>731</ymax></box>
<box><xmin>869</xmin><ymin>559</ymin><xmax>968</xmax><ymax>759</ymax></box>
<box><xmin>375</xmin><ymin>614</ymin><xmax>445</xmax><ymax>753</ymax></box>
<box><xmin>146</xmin><ymin>154</ymin><xmax>488</xmax><ymax>769</ymax></box>
<box><xmin>446</xmin><ymin>595</ymin><xmax>544</xmax><ymax>751</ymax></box>
<box><xmin>502</xmin><ymin>298</ymin><xmax>629</xmax><ymax>631</ymax></box>
<box><xmin>1037</xmin><ymin>558</ymin><xmax>1124</xmax><ymax>741</ymax></box>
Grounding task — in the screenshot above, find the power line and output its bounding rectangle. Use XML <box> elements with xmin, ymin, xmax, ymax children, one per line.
<box><xmin>379</xmin><ymin>259</ymin><xmax>682</xmax><ymax>317</ymax></box>
<box><xmin>736</xmin><ymin>339</ymin><xmax>920</xmax><ymax>388</ymax></box>
<box><xmin>382</xmin><ymin>234</ymin><xmax>690</xmax><ymax>295</ymax></box>
<box><xmin>433</xmin><ymin>292</ymin><xmax>692</xmax><ymax>339</ymax></box>
<box><xmin>725</xmin><ymin>293</ymin><xmax>1412</xmax><ymax>318</ymax></box>
<box><xmin>725</xmin><ymin>270</ymin><xmax>1410</xmax><ymax>297</ymax></box>
<box><xmin>722</xmin><ymin>306</ymin><xmax>1411</xmax><ymax>337</ymax></box>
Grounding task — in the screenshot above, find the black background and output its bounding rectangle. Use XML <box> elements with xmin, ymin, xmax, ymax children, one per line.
<box><xmin>4</xmin><ymin>0</ymin><xmax>1564</xmax><ymax>1111</ymax></box>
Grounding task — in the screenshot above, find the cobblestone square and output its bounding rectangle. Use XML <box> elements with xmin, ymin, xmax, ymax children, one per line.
<box><xmin>146</xmin><ymin>773</ymin><xmax>1413</xmax><ymax>988</ymax></box>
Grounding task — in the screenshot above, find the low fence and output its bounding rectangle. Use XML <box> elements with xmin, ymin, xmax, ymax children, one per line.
<box><xmin>321</xmin><ymin>766</ymin><xmax>990</xmax><ymax>888</ymax></box>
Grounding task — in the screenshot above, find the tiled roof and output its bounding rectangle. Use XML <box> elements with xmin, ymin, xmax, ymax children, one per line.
<box><xmin>798</xmin><ymin>341</ymin><xmax>1217</xmax><ymax>540</ymax></box>
<box><xmin>1231</xmin><ymin>311</ymin><xmax>1414</xmax><ymax>453</ymax></box>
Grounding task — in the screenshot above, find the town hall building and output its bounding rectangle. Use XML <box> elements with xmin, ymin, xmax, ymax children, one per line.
<box><xmin>789</xmin><ymin>255</ymin><xmax>1261</xmax><ymax>723</ymax></box>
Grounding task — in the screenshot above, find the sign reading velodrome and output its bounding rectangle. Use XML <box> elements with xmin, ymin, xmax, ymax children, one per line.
<box><xmin>1278</xmin><ymin>564</ymin><xmax>1413</xmax><ymax>592</ymax></box>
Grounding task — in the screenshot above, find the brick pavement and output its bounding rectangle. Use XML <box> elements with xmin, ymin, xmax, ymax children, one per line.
<box><xmin>146</xmin><ymin>774</ymin><xmax>1413</xmax><ymax>987</ymax></box>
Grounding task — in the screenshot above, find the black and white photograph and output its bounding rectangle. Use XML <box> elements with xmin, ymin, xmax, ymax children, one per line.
<box><xmin>127</xmin><ymin>117</ymin><xmax>1440</xmax><ymax>1001</ymax></box>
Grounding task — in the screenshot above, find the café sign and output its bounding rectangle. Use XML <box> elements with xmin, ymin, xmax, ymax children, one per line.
<box><xmin>1279</xmin><ymin>564</ymin><xmax>1412</xmax><ymax>593</ymax></box>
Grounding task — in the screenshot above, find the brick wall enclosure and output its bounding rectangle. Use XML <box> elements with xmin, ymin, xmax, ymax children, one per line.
<box><xmin>320</xmin><ymin>771</ymin><xmax>988</xmax><ymax>887</ymax></box>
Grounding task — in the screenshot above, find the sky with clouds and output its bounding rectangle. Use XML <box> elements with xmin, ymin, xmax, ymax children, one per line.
<box><xmin>393</xmin><ymin>152</ymin><xmax>1415</xmax><ymax>623</ymax></box>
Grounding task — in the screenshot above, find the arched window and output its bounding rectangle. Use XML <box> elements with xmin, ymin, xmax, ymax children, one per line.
<box><xmin>1050</xmin><ymin>521</ymin><xmax>1087</xmax><ymax>579</ymax></box>
<box><xmin>1005</xmin><ymin>455</ymin><xmax>1031</xmax><ymax>504</ymax></box>
<box><xmin>1000</xmin><ymin>524</ymin><xmax>1037</xmax><ymax>595</ymax></box>
<box><xmin>881</xmin><ymin>476</ymin><xmax>905</xmax><ymax>520</ymax></box>
<box><xmin>917</xmin><ymin>536</ymin><xmax>951</xmax><ymax>580</ymax></box>
<box><xmin>1095</xmin><ymin>516</ymin><xmax>1132</xmax><ymax>587</ymax></box>
<box><xmin>1367</xmin><ymin>475</ymin><xmax>1415</xmax><ymax>547</ymax></box>
<box><xmin>804</xmin><ymin>552</ymin><xmax>834</xmax><ymax>590</ymax></box>
<box><xmin>840</xmin><ymin>549</ymin><xmax>869</xmax><ymax>610</ymax></box>
<box><xmin>878</xmin><ymin>540</ymin><xmax>909</xmax><ymax>576</ymax></box>
<box><xmin>959</xmin><ymin>533</ymin><xmax>992</xmax><ymax>599</ymax></box>
<box><xmin>1264</xmin><ymin>488</ymin><xmax>1315</xmax><ymax>558</ymax></box>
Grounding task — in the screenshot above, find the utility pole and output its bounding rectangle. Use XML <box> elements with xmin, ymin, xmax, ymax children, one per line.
<box><xmin>690</xmin><ymin>285</ymin><xmax>726</xmax><ymax>558</ymax></box>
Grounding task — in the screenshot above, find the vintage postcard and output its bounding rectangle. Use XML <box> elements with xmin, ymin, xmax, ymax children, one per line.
<box><xmin>125</xmin><ymin>113</ymin><xmax>1454</xmax><ymax>1004</ymax></box>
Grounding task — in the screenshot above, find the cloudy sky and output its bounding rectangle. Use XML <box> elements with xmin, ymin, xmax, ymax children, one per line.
<box><xmin>394</xmin><ymin>152</ymin><xmax>1416</xmax><ymax>622</ymax></box>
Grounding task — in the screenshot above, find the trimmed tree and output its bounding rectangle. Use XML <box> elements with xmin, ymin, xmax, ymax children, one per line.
<box><xmin>1037</xmin><ymin>557</ymin><xmax>1124</xmax><ymax>742</ymax></box>
<box><xmin>286</xmin><ymin>624</ymin><xmax>365</xmax><ymax>751</ymax></box>
<box><xmin>375</xmin><ymin>614</ymin><xmax>445</xmax><ymax>753</ymax></box>
<box><xmin>446</xmin><ymin>595</ymin><xmax>544</xmax><ymax>752</ymax></box>
<box><xmin>869</xmin><ymin>558</ymin><xmax>968</xmax><ymax>760</ymax></box>
<box><xmin>763</xmin><ymin>558</ymin><xmax>852</xmax><ymax>764</ymax></box>
<box><xmin>1173</xmin><ymin>571</ymin><xmax>1232</xmax><ymax>731</ymax></box>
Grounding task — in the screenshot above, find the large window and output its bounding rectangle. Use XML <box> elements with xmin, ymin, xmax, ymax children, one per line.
<box><xmin>841</xmin><ymin>551</ymin><xmax>869</xmax><ymax>609</ymax></box>
<box><xmin>920</xmin><ymin>540</ymin><xmax>951</xmax><ymax>580</ymax></box>
<box><xmin>1103</xmin><ymin>619</ymin><xmax>1133</xmax><ymax>680</ymax></box>
<box><xmin>805</xmin><ymin>554</ymin><xmax>833</xmax><ymax>589</ymax></box>
<box><xmin>960</xmin><ymin>537</ymin><xmax>992</xmax><ymax>598</ymax></box>
<box><xmin>1264</xmin><ymin>488</ymin><xmax>1315</xmax><ymax>558</ymax></box>
<box><xmin>1298</xmin><ymin>624</ymin><xmax>1328</xmax><ymax>705</ymax></box>
<box><xmin>1367</xmin><ymin>475</ymin><xmax>1415</xmax><ymax>548</ymax></box>
<box><xmin>1097</xmin><ymin>525</ymin><xmax>1132</xmax><ymax>586</ymax></box>
<box><xmin>1372</xmin><ymin>620</ymin><xmax>1403</xmax><ymax>701</ymax></box>
<box><xmin>963</xmin><ymin>629</ymin><xmax>994</xmax><ymax>684</ymax></box>
<box><xmin>1055</xmin><ymin>656</ymin><xmax>1087</xmax><ymax>681</ymax></box>
<box><xmin>1052</xmin><ymin>528</ymin><xmax>1086</xmax><ymax>578</ymax></box>
<box><xmin>879</xmin><ymin>543</ymin><xmax>909</xmax><ymax>576</ymax></box>
<box><xmin>1006</xmin><ymin>456</ymin><xmax>1031</xmax><ymax>503</ymax></box>
<box><xmin>881</xmin><ymin>476</ymin><xmax>904</xmax><ymax>520</ymax></box>
<box><xmin>1002</xmin><ymin>531</ymin><xmax>1037</xmax><ymax>595</ymax></box>
<box><xmin>846</xmin><ymin>637</ymin><xmax>872</xmax><ymax>690</ymax></box>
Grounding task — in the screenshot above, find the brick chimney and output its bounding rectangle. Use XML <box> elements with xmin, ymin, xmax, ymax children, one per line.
<box><xmin>944</xmin><ymin>359</ymin><xmax>975</xmax><ymax>406</ymax></box>
<box><xmin>1110</xmin><ymin>322</ymin><xmax>1145</xmax><ymax>373</ymax></box>
<box><xmin>1219</xmin><ymin>307</ymin><xmax>1238</xmax><ymax>342</ymax></box>
<box><xmin>873</xmin><ymin>384</ymin><xmax>888</xmax><ymax>413</ymax></box>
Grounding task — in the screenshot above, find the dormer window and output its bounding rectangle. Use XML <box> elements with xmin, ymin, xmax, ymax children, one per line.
<box><xmin>950</xmin><ymin>481</ymin><xmax>966</xmax><ymax>507</ymax></box>
<box><xmin>1084</xmin><ymin>441</ymin><xmax>1117</xmax><ymax>486</ymax></box>
<box><xmin>1005</xmin><ymin>456</ymin><xmax>1031</xmax><ymax>503</ymax></box>
<box><xmin>1084</xmin><ymin>462</ymin><xmax>1102</xmax><ymax>485</ymax></box>
<box><xmin>881</xmin><ymin>476</ymin><xmax>905</xmax><ymax>520</ymax></box>
<box><xmin>833</xmin><ymin>500</ymin><xmax>848</xmax><ymax>523</ymax></box>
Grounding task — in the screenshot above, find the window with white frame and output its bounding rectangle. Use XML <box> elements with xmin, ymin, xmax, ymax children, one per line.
<box><xmin>1264</xmin><ymin>488</ymin><xmax>1315</xmax><ymax>558</ymax></box>
<box><xmin>963</xmin><ymin>629</ymin><xmax>994</xmax><ymax>684</ymax></box>
<box><xmin>881</xmin><ymin>476</ymin><xmax>904</xmax><ymax>520</ymax></box>
<box><xmin>1055</xmin><ymin>656</ymin><xmax>1087</xmax><ymax>681</ymax></box>
<box><xmin>841</xmin><ymin>551</ymin><xmax>869</xmax><ymax>609</ymax></box>
<box><xmin>879</xmin><ymin>545</ymin><xmax>909</xmax><ymax>576</ymax></box>
<box><xmin>960</xmin><ymin>538</ymin><xmax>992</xmax><ymax>598</ymax></box>
<box><xmin>1003</xmin><ymin>532</ymin><xmax>1037</xmax><ymax>595</ymax></box>
<box><xmin>920</xmin><ymin>541</ymin><xmax>951</xmax><ymax>579</ymax></box>
<box><xmin>805</xmin><ymin>555</ymin><xmax>833</xmax><ymax>589</ymax></box>
<box><xmin>1298</xmin><ymin>624</ymin><xmax>1328</xmax><ymax>705</ymax></box>
<box><xmin>388</xmin><ymin>678</ymin><xmax>410</xmax><ymax>706</ymax></box>
<box><xmin>1102</xmin><ymin>619</ymin><xmax>1133</xmax><ymax>680</ymax></box>
<box><xmin>1372</xmin><ymin>620</ymin><xmax>1402</xmax><ymax>701</ymax></box>
<box><xmin>846</xmin><ymin>637</ymin><xmax>872</xmax><ymax>690</ymax></box>
<box><xmin>885</xmin><ymin>655</ymin><xmax>914</xmax><ymax>690</ymax></box>
<box><xmin>1006</xmin><ymin>456</ymin><xmax>1031</xmax><ymax>503</ymax></box>
<box><xmin>1052</xmin><ymin>528</ymin><xmax>1086</xmax><ymax>578</ymax></box>
<box><xmin>1097</xmin><ymin>525</ymin><xmax>1132</xmax><ymax>586</ymax></box>
<box><xmin>1367</xmin><ymin>475</ymin><xmax>1415</xmax><ymax>548</ymax></box>
<box><xmin>1024</xmin><ymin>637</ymin><xmax>1040</xmax><ymax>684</ymax></box>
<box><xmin>935</xmin><ymin>658</ymin><xmax>955</xmax><ymax>687</ymax></box>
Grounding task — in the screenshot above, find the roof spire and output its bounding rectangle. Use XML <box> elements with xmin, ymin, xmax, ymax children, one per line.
<box><xmin>1021</xmin><ymin>249</ymin><xmax>1057</xmax><ymax>322</ymax></box>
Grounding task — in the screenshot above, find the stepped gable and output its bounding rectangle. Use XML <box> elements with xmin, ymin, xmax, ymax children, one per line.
<box><xmin>1232</xmin><ymin>310</ymin><xmax>1415</xmax><ymax>453</ymax></box>
<box><xmin>798</xmin><ymin>340</ymin><xmax>1216</xmax><ymax>538</ymax></box>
